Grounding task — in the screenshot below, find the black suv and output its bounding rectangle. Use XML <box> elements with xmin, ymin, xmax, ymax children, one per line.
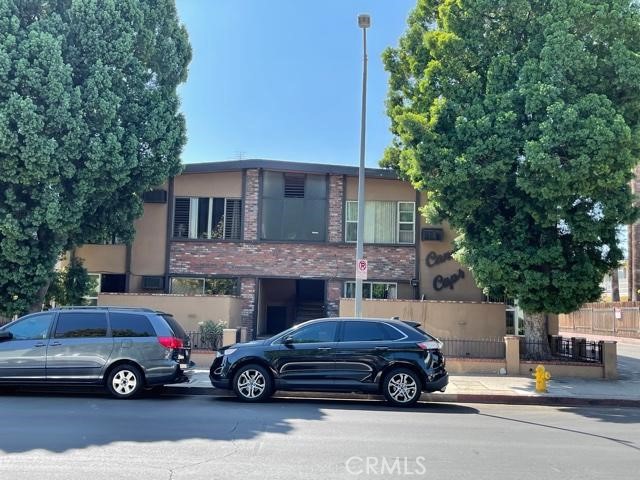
<box><xmin>0</xmin><ymin>306</ymin><xmax>192</xmax><ymax>399</ymax></box>
<box><xmin>210</xmin><ymin>317</ymin><xmax>448</xmax><ymax>406</ymax></box>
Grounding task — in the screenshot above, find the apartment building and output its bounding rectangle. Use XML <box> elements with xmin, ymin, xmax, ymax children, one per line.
<box><xmin>74</xmin><ymin>159</ymin><xmax>484</xmax><ymax>337</ymax></box>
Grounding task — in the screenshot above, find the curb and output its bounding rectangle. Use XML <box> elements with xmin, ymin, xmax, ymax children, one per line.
<box><xmin>162</xmin><ymin>386</ymin><xmax>640</xmax><ymax>408</ymax></box>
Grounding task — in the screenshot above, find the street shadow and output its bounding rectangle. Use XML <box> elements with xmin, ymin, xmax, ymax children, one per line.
<box><xmin>0</xmin><ymin>389</ymin><xmax>477</xmax><ymax>455</ymax></box>
<box><xmin>0</xmin><ymin>389</ymin><xmax>325</xmax><ymax>454</ymax></box>
<box><xmin>558</xmin><ymin>405</ymin><xmax>640</xmax><ymax>425</ymax></box>
<box><xmin>617</xmin><ymin>354</ymin><xmax>640</xmax><ymax>380</ymax></box>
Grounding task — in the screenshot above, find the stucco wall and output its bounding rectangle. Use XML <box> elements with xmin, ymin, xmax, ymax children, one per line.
<box><xmin>98</xmin><ymin>293</ymin><xmax>242</xmax><ymax>332</ymax></box>
<box><xmin>130</xmin><ymin>203</ymin><xmax>167</xmax><ymax>281</ymax></box>
<box><xmin>71</xmin><ymin>245</ymin><xmax>127</xmax><ymax>274</ymax></box>
<box><xmin>339</xmin><ymin>298</ymin><xmax>507</xmax><ymax>340</ymax></box>
<box><xmin>345</xmin><ymin>177</ymin><xmax>415</xmax><ymax>202</ymax></box>
<box><xmin>173</xmin><ymin>171</ymin><xmax>243</xmax><ymax>198</ymax></box>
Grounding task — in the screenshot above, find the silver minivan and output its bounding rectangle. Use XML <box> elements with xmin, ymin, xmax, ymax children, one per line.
<box><xmin>0</xmin><ymin>306</ymin><xmax>192</xmax><ymax>398</ymax></box>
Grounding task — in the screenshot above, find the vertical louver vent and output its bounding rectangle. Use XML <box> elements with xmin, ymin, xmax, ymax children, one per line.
<box><xmin>173</xmin><ymin>198</ymin><xmax>190</xmax><ymax>238</ymax></box>
<box><xmin>224</xmin><ymin>199</ymin><xmax>242</xmax><ymax>240</ymax></box>
<box><xmin>284</xmin><ymin>174</ymin><xmax>305</xmax><ymax>198</ymax></box>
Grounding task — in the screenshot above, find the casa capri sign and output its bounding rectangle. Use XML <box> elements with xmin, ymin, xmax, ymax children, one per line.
<box><xmin>425</xmin><ymin>250</ymin><xmax>465</xmax><ymax>291</ymax></box>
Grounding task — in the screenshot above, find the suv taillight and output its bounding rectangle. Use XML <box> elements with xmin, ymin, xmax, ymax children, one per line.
<box><xmin>417</xmin><ymin>340</ymin><xmax>443</xmax><ymax>350</ymax></box>
<box><xmin>158</xmin><ymin>336</ymin><xmax>184</xmax><ymax>349</ymax></box>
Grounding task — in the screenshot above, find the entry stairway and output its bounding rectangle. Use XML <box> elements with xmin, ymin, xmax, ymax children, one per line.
<box><xmin>295</xmin><ymin>302</ymin><xmax>325</xmax><ymax>324</ymax></box>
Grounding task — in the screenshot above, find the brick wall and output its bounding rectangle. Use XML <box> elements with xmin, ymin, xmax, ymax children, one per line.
<box><xmin>328</xmin><ymin>175</ymin><xmax>344</xmax><ymax>243</ymax></box>
<box><xmin>326</xmin><ymin>280</ymin><xmax>342</xmax><ymax>317</ymax></box>
<box><xmin>243</xmin><ymin>169</ymin><xmax>259</xmax><ymax>241</ymax></box>
<box><xmin>239</xmin><ymin>277</ymin><xmax>257</xmax><ymax>336</ymax></box>
<box><xmin>170</xmin><ymin>242</ymin><xmax>415</xmax><ymax>281</ymax></box>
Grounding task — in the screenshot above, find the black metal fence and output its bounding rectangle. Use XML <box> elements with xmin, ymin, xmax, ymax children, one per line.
<box><xmin>440</xmin><ymin>338</ymin><xmax>506</xmax><ymax>359</ymax></box>
<box><xmin>187</xmin><ymin>331</ymin><xmax>222</xmax><ymax>351</ymax></box>
<box><xmin>520</xmin><ymin>336</ymin><xmax>603</xmax><ymax>363</ymax></box>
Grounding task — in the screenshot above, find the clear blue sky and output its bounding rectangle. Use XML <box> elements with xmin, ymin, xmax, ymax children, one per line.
<box><xmin>175</xmin><ymin>0</ymin><xmax>416</xmax><ymax>167</ymax></box>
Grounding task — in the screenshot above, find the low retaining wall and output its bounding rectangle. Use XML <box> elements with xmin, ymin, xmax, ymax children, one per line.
<box><xmin>340</xmin><ymin>298</ymin><xmax>506</xmax><ymax>340</ymax></box>
<box><xmin>98</xmin><ymin>293</ymin><xmax>243</xmax><ymax>332</ymax></box>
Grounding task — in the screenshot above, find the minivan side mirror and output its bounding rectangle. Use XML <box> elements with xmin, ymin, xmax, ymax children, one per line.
<box><xmin>0</xmin><ymin>331</ymin><xmax>13</xmax><ymax>342</ymax></box>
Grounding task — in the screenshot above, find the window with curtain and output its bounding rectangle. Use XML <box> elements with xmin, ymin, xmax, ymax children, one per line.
<box><xmin>345</xmin><ymin>201</ymin><xmax>415</xmax><ymax>244</ymax></box>
<box><xmin>173</xmin><ymin>197</ymin><xmax>242</xmax><ymax>240</ymax></box>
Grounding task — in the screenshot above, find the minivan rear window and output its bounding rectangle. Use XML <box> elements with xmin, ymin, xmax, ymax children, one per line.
<box><xmin>109</xmin><ymin>313</ymin><xmax>155</xmax><ymax>337</ymax></box>
<box><xmin>161</xmin><ymin>314</ymin><xmax>187</xmax><ymax>339</ymax></box>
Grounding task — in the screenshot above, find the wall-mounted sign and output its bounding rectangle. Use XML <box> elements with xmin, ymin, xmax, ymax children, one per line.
<box><xmin>426</xmin><ymin>250</ymin><xmax>453</xmax><ymax>268</ymax></box>
<box><xmin>433</xmin><ymin>269</ymin><xmax>465</xmax><ymax>291</ymax></box>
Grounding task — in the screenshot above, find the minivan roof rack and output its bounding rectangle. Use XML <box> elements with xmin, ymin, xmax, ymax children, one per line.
<box><xmin>52</xmin><ymin>306</ymin><xmax>156</xmax><ymax>312</ymax></box>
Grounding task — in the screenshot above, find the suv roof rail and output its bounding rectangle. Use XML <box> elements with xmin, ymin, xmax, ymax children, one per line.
<box><xmin>52</xmin><ymin>306</ymin><xmax>156</xmax><ymax>312</ymax></box>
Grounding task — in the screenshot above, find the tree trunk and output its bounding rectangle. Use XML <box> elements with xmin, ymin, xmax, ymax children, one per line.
<box><xmin>611</xmin><ymin>267</ymin><xmax>620</xmax><ymax>302</ymax></box>
<box><xmin>28</xmin><ymin>278</ymin><xmax>52</xmax><ymax>314</ymax></box>
<box><xmin>523</xmin><ymin>311</ymin><xmax>551</xmax><ymax>359</ymax></box>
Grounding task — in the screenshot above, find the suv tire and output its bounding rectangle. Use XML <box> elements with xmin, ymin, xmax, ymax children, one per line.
<box><xmin>382</xmin><ymin>368</ymin><xmax>421</xmax><ymax>407</ymax></box>
<box><xmin>232</xmin><ymin>364</ymin><xmax>273</xmax><ymax>402</ymax></box>
<box><xmin>107</xmin><ymin>364</ymin><xmax>143</xmax><ymax>399</ymax></box>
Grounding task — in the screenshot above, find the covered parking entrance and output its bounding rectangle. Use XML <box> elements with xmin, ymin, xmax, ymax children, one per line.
<box><xmin>256</xmin><ymin>279</ymin><xmax>326</xmax><ymax>336</ymax></box>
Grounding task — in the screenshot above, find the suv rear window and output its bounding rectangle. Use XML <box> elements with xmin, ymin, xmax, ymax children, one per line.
<box><xmin>54</xmin><ymin>312</ymin><xmax>108</xmax><ymax>338</ymax></box>
<box><xmin>109</xmin><ymin>312</ymin><xmax>155</xmax><ymax>337</ymax></box>
<box><xmin>341</xmin><ymin>321</ymin><xmax>404</xmax><ymax>342</ymax></box>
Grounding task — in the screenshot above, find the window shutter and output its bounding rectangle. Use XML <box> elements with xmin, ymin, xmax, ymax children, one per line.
<box><xmin>284</xmin><ymin>174</ymin><xmax>305</xmax><ymax>198</ymax></box>
<box><xmin>224</xmin><ymin>199</ymin><xmax>242</xmax><ymax>240</ymax></box>
<box><xmin>173</xmin><ymin>198</ymin><xmax>190</xmax><ymax>238</ymax></box>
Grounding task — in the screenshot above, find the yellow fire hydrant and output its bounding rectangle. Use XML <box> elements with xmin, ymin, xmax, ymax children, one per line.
<box><xmin>533</xmin><ymin>365</ymin><xmax>551</xmax><ymax>393</ymax></box>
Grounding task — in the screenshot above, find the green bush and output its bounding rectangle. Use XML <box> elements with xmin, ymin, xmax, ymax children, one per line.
<box><xmin>198</xmin><ymin>320</ymin><xmax>227</xmax><ymax>350</ymax></box>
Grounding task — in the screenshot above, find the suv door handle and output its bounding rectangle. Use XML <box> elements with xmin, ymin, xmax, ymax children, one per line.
<box><xmin>317</xmin><ymin>347</ymin><xmax>332</xmax><ymax>351</ymax></box>
<box><xmin>49</xmin><ymin>341</ymin><xmax>62</xmax><ymax>346</ymax></box>
<box><xmin>375</xmin><ymin>346</ymin><xmax>389</xmax><ymax>351</ymax></box>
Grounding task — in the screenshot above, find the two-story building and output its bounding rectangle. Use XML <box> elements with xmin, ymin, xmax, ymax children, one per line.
<box><xmin>72</xmin><ymin>159</ymin><xmax>486</xmax><ymax>337</ymax></box>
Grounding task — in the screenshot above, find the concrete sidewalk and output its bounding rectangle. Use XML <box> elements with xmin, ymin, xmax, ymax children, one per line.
<box><xmin>168</xmin><ymin>352</ymin><xmax>640</xmax><ymax>407</ymax></box>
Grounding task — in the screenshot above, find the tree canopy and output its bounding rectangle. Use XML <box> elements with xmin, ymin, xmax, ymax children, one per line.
<box><xmin>384</xmin><ymin>0</ymin><xmax>640</xmax><ymax>324</ymax></box>
<box><xmin>0</xmin><ymin>0</ymin><xmax>191</xmax><ymax>316</ymax></box>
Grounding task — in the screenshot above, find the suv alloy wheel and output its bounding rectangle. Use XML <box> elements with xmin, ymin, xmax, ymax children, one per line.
<box><xmin>232</xmin><ymin>364</ymin><xmax>273</xmax><ymax>402</ymax></box>
<box><xmin>382</xmin><ymin>368</ymin><xmax>421</xmax><ymax>407</ymax></box>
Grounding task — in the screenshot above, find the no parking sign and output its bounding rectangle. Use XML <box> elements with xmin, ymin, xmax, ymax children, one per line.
<box><xmin>356</xmin><ymin>259</ymin><xmax>368</xmax><ymax>280</ymax></box>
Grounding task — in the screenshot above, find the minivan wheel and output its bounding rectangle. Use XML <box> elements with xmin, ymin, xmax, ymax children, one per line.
<box><xmin>383</xmin><ymin>368</ymin><xmax>421</xmax><ymax>407</ymax></box>
<box><xmin>107</xmin><ymin>364</ymin><xmax>143</xmax><ymax>399</ymax></box>
<box><xmin>232</xmin><ymin>364</ymin><xmax>273</xmax><ymax>402</ymax></box>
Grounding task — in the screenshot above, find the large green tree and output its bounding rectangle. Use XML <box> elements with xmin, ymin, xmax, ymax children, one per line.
<box><xmin>0</xmin><ymin>0</ymin><xmax>190</xmax><ymax>316</ymax></box>
<box><xmin>384</xmin><ymin>0</ymin><xmax>640</xmax><ymax>343</ymax></box>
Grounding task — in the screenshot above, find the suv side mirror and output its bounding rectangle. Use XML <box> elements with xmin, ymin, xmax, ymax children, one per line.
<box><xmin>283</xmin><ymin>336</ymin><xmax>294</xmax><ymax>346</ymax></box>
<box><xmin>0</xmin><ymin>331</ymin><xmax>13</xmax><ymax>342</ymax></box>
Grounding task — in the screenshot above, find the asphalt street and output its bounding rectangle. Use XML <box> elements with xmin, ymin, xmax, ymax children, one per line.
<box><xmin>0</xmin><ymin>391</ymin><xmax>638</xmax><ymax>480</ymax></box>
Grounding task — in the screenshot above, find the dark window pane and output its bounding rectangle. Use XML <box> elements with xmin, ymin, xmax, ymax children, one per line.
<box><xmin>173</xmin><ymin>198</ymin><xmax>190</xmax><ymax>238</ymax></box>
<box><xmin>101</xmin><ymin>274</ymin><xmax>126</xmax><ymax>293</ymax></box>
<box><xmin>109</xmin><ymin>313</ymin><xmax>156</xmax><ymax>337</ymax></box>
<box><xmin>261</xmin><ymin>197</ymin><xmax>283</xmax><ymax>239</ymax></box>
<box><xmin>6</xmin><ymin>313</ymin><xmax>54</xmax><ymax>340</ymax></box>
<box><xmin>197</xmin><ymin>197</ymin><xmax>210</xmax><ymax>238</ymax></box>
<box><xmin>263</xmin><ymin>171</ymin><xmax>284</xmax><ymax>198</ymax></box>
<box><xmin>55</xmin><ymin>313</ymin><xmax>108</xmax><ymax>338</ymax></box>
<box><xmin>282</xmin><ymin>199</ymin><xmax>305</xmax><ymax>240</ymax></box>
<box><xmin>211</xmin><ymin>198</ymin><xmax>225</xmax><ymax>239</ymax></box>
<box><xmin>342</xmin><ymin>321</ymin><xmax>387</xmax><ymax>342</ymax></box>
<box><xmin>288</xmin><ymin>322</ymin><xmax>337</xmax><ymax>343</ymax></box>
<box><xmin>304</xmin><ymin>199</ymin><xmax>326</xmax><ymax>241</ymax></box>
<box><xmin>305</xmin><ymin>174</ymin><xmax>327</xmax><ymax>199</ymax></box>
<box><xmin>161</xmin><ymin>315</ymin><xmax>188</xmax><ymax>339</ymax></box>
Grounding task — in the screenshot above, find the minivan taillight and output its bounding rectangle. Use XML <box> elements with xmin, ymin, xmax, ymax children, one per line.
<box><xmin>158</xmin><ymin>336</ymin><xmax>184</xmax><ymax>349</ymax></box>
<box><xmin>417</xmin><ymin>340</ymin><xmax>443</xmax><ymax>350</ymax></box>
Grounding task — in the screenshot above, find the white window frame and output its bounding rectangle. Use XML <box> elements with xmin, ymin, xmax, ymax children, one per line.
<box><xmin>397</xmin><ymin>202</ymin><xmax>416</xmax><ymax>244</ymax></box>
<box><xmin>345</xmin><ymin>200</ymin><xmax>415</xmax><ymax>245</ymax></box>
<box><xmin>174</xmin><ymin>197</ymin><xmax>242</xmax><ymax>240</ymax></box>
<box><xmin>344</xmin><ymin>281</ymin><xmax>398</xmax><ymax>300</ymax></box>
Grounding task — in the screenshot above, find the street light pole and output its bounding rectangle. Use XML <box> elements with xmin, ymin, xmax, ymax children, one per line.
<box><xmin>355</xmin><ymin>14</ymin><xmax>370</xmax><ymax>318</ymax></box>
